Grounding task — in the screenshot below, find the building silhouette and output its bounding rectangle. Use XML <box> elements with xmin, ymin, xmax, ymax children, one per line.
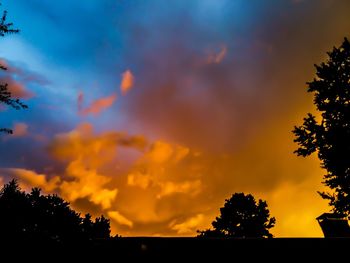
<box><xmin>317</xmin><ymin>213</ymin><xmax>350</xmax><ymax>238</ymax></box>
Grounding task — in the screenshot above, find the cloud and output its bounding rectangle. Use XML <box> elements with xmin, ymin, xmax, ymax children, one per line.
<box><xmin>0</xmin><ymin>58</ymin><xmax>50</xmax><ymax>86</ymax></box>
<box><xmin>59</xmin><ymin>159</ymin><xmax>118</xmax><ymax>209</ymax></box>
<box><xmin>0</xmin><ymin>76</ymin><xmax>34</xmax><ymax>99</ymax></box>
<box><xmin>147</xmin><ymin>141</ymin><xmax>174</xmax><ymax>163</ymax></box>
<box><xmin>50</xmin><ymin>123</ymin><xmax>146</xmax><ymax>161</ymax></box>
<box><xmin>0</xmin><ymin>58</ymin><xmax>50</xmax><ymax>101</ymax></box>
<box><xmin>108</xmin><ymin>211</ymin><xmax>133</xmax><ymax>228</ymax></box>
<box><xmin>3</xmin><ymin>1</ymin><xmax>350</xmax><ymax>237</ymax></box>
<box><xmin>102</xmin><ymin>0</ymin><xmax>350</xmax><ymax>236</ymax></box>
<box><xmin>170</xmin><ymin>214</ymin><xmax>204</xmax><ymax>234</ymax></box>
<box><xmin>157</xmin><ymin>180</ymin><xmax>202</xmax><ymax>198</ymax></box>
<box><xmin>47</xmin><ymin>123</ymin><xmax>148</xmax><ymax>211</ymax></box>
<box><xmin>206</xmin><ymin>45</ymin><xmax>227</xmax><ymax>64</ymax></box>
<box><xmin>48</xmin><ymin>122</ymin><xmax>143</xmax><ymax>209</ymax></box>
<box><xmin>77</xmin><ymin>91</ymin><xmax>84</xmax><ymax>112</ymax></box>
<box><xmin>126</xmin><ymin>140</ymin><xmax>202</xmax><ymax>199</ymax></box>
<box><xmin>79</xmin><ymin>92</ymin><xmax>117</xmax><ymax>116</ymax></box>
<box><xmin>0</xmin><ymin>168</ymin><xmax>60</xmax><ymax>192</ymax></box>
<box><xmin>0</xmin><ymin>123</ymin><xmax>147</xmax><ymax>226</ymax></box>
<box><xmin>120</xmin><ymin>70</ymin><xmax>134</xmax><ymax>95</ymax></box>
<box><xmin>12</xmin><ymin>122</ymin><xmax>28</xmax><ymax>137</ymax></box>
<box><xmin>1</xmin><ymin>121</ymin><xmax>328</xmax><ymax>237</ymax></box>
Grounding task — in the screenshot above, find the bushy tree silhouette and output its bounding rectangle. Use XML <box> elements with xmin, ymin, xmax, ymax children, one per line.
<box><xmin>0</xmin><ymin>2</ymin><xmax>27</xmax><ymax>134</ymax></box>
<box><xmin>0</xmin><ymin>179</ymin><xmax>111</xmax><ymax>242</ymax></box>
<box><xmin>293</xmin><ymin>38</ymin><xmax>350</xmax><ymax>216</ymax></box>
<box><xmin>198</xmin><ymin>193</ymin><xmax>275</xmax><ymax>238</ymax></box>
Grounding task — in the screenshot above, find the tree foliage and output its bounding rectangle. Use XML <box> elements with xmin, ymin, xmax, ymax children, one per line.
<box><xmin>0</xmin><ymin>2</ymin><xmax>27</xmax><ymax>134</ymax></box>
<box><xmin>198</xmin><ymin>193</ymin><xmax>275</xmax><ymax>238</ymax></box>
<box><xmin>0</xmin><ymin>179</ymin><xmax>111</xmax><ymax>242</ymax></box>
<box><xmin>293</xmin><ymin>38</ymin><xmax>350</xmax><ymax>216</ymax></box>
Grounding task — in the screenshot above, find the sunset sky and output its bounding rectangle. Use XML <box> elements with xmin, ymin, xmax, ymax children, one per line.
<box><xmin>1</xmin><ymin>0</ymin><xmax>350</xmax><ymax>237</ymax></box>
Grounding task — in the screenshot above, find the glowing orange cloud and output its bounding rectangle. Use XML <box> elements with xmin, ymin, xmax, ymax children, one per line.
<box><xmin>0</xmin><ymin>121</ymin><xmax>329</xmax><ymax>237</ymax></box>
<box><xmin>0</xmin><ymin>168</ymin><xmax>60</xmax><ymax>192</ymax></box>
<box><xmin>170</xmin><ymin>214</ymin><xmax>204</xmax><ymax>234</ymax></box>
<box><xmin>120</xmin><ymin>70</ymin><xmax>134</xmax><ymax>95</ymax></box>
<box><xmin>60</xmin><ymin>159</ymin><xmax>118</xmax><ymax>209</ymax></box>
<box><xmin>108</xmin><ymin>211</ymin><xmax>133</xmax><ymax>228</ymax></box>
<box><xmin>47</xmin><ymin>123</ymin><xmax>147</xmax><ymax>213</ymax></box>
<box><xmin>79</xmin><ymin>92</ymin><xmax>117</xmax><ymax>116</ymax></box>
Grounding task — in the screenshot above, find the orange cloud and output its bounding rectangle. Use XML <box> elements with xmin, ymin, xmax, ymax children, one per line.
<box><xmin>46</xmin><ymin>123</ymin><xmax>148</xmax><ymax>213</ymax></box>
<box><xmin>120</xmin><ymin>70</ymin><xmax>134</xmax><ymax>95</ymax></box>
<box><xmin>48</xmin><ymin>123</ymin><xmax>146</xmax><ymax>209</ymax></box>
<box><xmin>108</xmin><ymin>211</ymin><xmax>133</xmax><ymax>228</ymax></box>
<box><xmin>79</xmin><ymin>93</ymin><xmax>117</xmax><ymax>116</ymax></box>
<box><xmin>1</xmin><ymin>120</ymin><xmax>328</xmax><ymax>237</ymax></box>
<box><xmin>12</xmin><ymin>122</ymin><xmax>28</xmax><ymax>137</ymax></box>
<box><xmin>126</xmin><ymin>140</ymin><xmax>202</xmax><ymax>200</ymax></box>
<box><xmin>157</xmin><ymin>180</ymin><xmax>202</xmax><ymax>199</ymax></box>
<box><xmin>0</xmin><ymin>168</ymin><xmax>60</xmax><ymax>192</ymax></box>
<box><xmin>60</xmin><ymin>159</ymin><xmax>118</xmax><ymax>209</ymax></box>
<box><xmin>170</xmin><ymin>214</ymin><xmax>204</xmax><ymax>234</ymax></box>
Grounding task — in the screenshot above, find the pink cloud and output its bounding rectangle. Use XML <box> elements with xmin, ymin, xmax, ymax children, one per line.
<box><xmin>0</xmin><ymin>77</ymin><xmax>34</xmax><ymax>99</ymax></box>
<box><xmin>0</xmin><ymin>58</ymin><xmax>49</xmax><ymax>86</ymax></box>
<box><xmin>79</xmin><ymin>92</ymin><xmax>117</xmax><ymax>116</ymax></box>
<box><xmin>206</xmin><ymin>45</ymin><xmax>227</xmax><ymax>64</ymax></box>
<box><xmin>120</xmin><ymin>70</ymin><xmax>134</xmax><ymax>95</ymax></box>
<box><xmin>12</xmin><ymin>122</ymin><xmax>28</xmax><ymax>137</ymax></box>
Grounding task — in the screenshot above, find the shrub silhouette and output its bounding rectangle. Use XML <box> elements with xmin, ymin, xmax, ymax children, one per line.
<box><xmin>0</xmin><ymin>179</ymin><xmax>111</xmax><ymax>242</ymax></box>
<box><xmin>198</xmin><ymin>193</ymin><xmax>275</xmax><ymax>238</ymax></box>
<box><xmin>293</xmin><ymin>38</ymin><xmax>350</xmax><ymax>216</ymax></box>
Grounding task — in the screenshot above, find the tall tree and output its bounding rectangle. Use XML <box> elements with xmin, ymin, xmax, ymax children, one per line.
<box><xmin>293</xmin><ymin>38</ymin><xmax>350</xmax><ymax>216</ymax></box>
<box><xmin>0</xmin><ymin>2</ymin><xmax>27</xmax><ymax>134</ymax></box>
<box><xmin>198</xmin><ymin>193</ymin><xmax>275</xmax><ymax>238</ymax></box>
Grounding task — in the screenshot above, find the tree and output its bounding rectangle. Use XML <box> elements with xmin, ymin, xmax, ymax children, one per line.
<box><xmin>92</xmin><ymin>215</ymin><xmax>111</xmax><ymax>239</ymax></box>
<box><xmin>81</xmin><ymin>213</ymin><xmax>111</xmax><ymax>240</ymax></box>
<box><xmin>293</xmin><ymin>38</ymin><xmax>350</xmax><ymax>216</ymax></box>
<box><xmin>0</xmin><ymin>2</ymin><xmax>27</xmax><ymax>134</ymax></box>
<box><xmin>0</xmin><ymin>179</ymin><xmax>113</xmax><ymax>242</ymax></box>
<box><xmin>197</xmin><ymin>193</ymin><xmax>276</xmax><ymax>238</ymax></box>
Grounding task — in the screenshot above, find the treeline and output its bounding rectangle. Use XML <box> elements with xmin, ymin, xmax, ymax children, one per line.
<box><xmin>0</xmin><ymin>179</ymin><xmax>112</xmax><ymax>242</ymax></box>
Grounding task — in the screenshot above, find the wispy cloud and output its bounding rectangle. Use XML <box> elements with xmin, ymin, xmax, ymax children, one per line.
<box><xmin>78</xmin><ymin>92</ymin><xmax>117</xmax><ymax>116</ymax></box>
<box><xmin>120</xmin><ymin>70</ymin><xmax>134</xmax><ymax>95</ymax></box>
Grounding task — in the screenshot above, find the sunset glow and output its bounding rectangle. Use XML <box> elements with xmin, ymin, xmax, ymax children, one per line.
<box><xmin>1</xmin><ymin>0</ymin><xmax>350</xmax><ymax>237</ymax></box>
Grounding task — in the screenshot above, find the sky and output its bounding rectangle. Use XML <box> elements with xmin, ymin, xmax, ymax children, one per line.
<box><xmin>0</xmin><ymin>0</ymin><xmax>350</xmax><ymax>237</ymax></box>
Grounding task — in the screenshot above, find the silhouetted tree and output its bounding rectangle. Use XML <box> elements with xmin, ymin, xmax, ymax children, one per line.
<box><xmin>0</xmin><ymin>179</ymin><xmax>31</xmax><ymax>237</ymax></box>
<box><xmin>82</xmin><ymin>213</ymin><xmax>94</xmax><ymax>240</ymax></box>
<box><xmin>0</xmin><ymin>2</ymin><xmax>27</xmax><ymax>134</ymax></box>
<box><xmin>197</xmin><ymin>193</ymin><xmax>275</xmax><ymax>238</ymax></box>
<box><xmin>0</xmin><ymin>179</ymin><xmax>113</xmax><ymax>242</ymax></box>
<box><xmin>81</xmin><ymin>213</ymin><xmax>111</xmax><ymax>240</ymax></box>
<box><xmin>93</xmin><ymin>215</ymin><xmax>111</xmax><ymax>239</ymax></box>
<box><xmin>293</xmin><ymin>38</ymin><xmax>350</xmax><ymax>216</ymax></box>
